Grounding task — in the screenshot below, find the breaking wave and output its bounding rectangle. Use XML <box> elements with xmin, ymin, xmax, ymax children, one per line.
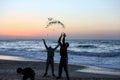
<box><xmin>77</xmin><ymin>45</ymin><xmax>97</xmax><ymax>48</ymax></box>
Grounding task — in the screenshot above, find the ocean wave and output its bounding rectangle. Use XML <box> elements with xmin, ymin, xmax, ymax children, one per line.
<box><xmin>101</xmin><ymin>40</ymin><xmax>120</xmax><ymax>44</ymax></box>
<box><xmin>77</xmin><ymin>45</ymin><xmax>97</xmax><ymax>48</ymax></box>
<box><xmin>68</xmin><ymin>50</ymin><xmax>120</xmax><ymax>57</ymax></box>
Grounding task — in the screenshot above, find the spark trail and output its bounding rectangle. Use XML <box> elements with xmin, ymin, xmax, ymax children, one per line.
<box><xmin>46</xmin><ymin>18</ymin><xmax>65</xmax><ymax>28</ymax></box>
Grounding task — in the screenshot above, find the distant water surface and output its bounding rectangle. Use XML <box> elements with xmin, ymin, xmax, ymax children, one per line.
<box><xmin>0</xmin><ymin>39</ymin><xmax>120</xmax><ymax>69</ymax></box>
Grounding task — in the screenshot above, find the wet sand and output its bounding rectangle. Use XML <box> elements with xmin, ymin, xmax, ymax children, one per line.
<box><xmin>0</xmin><ymin>59</ymin><xmax>120</xmax><ymax>80</ymax></box>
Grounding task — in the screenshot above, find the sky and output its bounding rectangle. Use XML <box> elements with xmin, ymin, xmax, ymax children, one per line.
<box><xmin>0</xmin><ymin>0</ymin><xmax>120</xmax><ymax>39</ymax></box>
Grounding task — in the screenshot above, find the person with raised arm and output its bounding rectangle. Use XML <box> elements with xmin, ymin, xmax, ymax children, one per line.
<box><xmin>57</xmin><ymin>33</ymin><xmax>70</xmax><ymax>80</ymax></box>
<box><xmin>42</xmin><ymin>39</ymin><xmax>59</xmax><ymax>77</ymax></box>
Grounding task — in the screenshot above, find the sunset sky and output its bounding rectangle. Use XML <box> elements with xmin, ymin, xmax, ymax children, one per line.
<box><xmin>0</xmin><ymin>0</ymin><xmax>120</xmax><ymax>39</ymax></box>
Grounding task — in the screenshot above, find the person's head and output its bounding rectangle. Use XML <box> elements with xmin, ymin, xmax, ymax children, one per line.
<box><xmin>48</xmin><ymin>46</ymin><xmax>52</xmax><ymax>49</ymax></box>
<box><xmin>65</xmin><ymin>42</ymin><xmax>69</xmax><ymax>47</ymax></box>
<box><xmin>17</xmin><ymin>67</ymin><xmax>23</xmax><ymax>74</ymax></box>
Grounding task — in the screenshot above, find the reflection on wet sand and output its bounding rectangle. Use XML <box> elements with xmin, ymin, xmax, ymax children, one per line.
<box><xmin>0</xmin><ymin>55</ymin><xmax>39</xmax><ymax>61</ymax></box>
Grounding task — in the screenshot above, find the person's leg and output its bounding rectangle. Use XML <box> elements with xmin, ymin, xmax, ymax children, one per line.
<box><xmin>64</xmin><ymin>60</ymin><xmax>70</xmax><ymax>80</ymax></box>
<box><xmin>30</xmin><ymin>75</ymin><xmax>35</xmax><ymax>80</ymax></box>
<box><xmin>22</xmin><ymin>76</ymin><xmax>28</xmax><ymax>80</ymax></box>
<box><xmin>57</xmin><ymin>59</ymin><xmax>63</xmax><ymax>79</ymax></box>
<box><xmin>43</xmin><ymin>60</ymin><xmax>49</xmax><ymax>77</ymax></box>
<box><xmin>51</xmin><ymin>59</ymin><xmax>55</xmax><ymax>77</ymax></box>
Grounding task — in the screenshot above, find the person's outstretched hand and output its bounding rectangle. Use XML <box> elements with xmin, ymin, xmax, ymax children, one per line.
<box><xmin>61</xmin><ymin>33</ymin><xmax>63</xmax><ymax>37</ymax></box>
<box><xmin>63</xmin><ymin>33</ymin><xmax>66</xmax><ymax>37</ymax></box>
<box><xmin>42</xmin><ymin>39</ymin><xmax>45</xmax><ymax>41</ymax></box>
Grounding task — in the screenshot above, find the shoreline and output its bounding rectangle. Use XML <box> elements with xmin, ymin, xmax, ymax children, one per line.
<box><xmin>0</xmin><ymin>55</ymin><xmax>120</xmax><ymax>70</ymax></box>
<box><xmin>0</xmin><ymin>59</ymin><xmax>120</xmax><ymax>80</ymax></box>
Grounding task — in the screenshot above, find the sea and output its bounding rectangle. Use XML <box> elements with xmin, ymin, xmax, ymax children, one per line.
<box><xmin>0</xmin><ymin>39</ymin><xmax>120</xmax><ymax>70</ymax></box>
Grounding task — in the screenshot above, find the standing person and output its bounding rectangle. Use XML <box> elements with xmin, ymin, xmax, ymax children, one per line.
<box><xmin>42</xmin><ymin>39</ymin><xmax>59</xmax><ymax>77</ymax></box>
<box><xmin>57</xmin><ymin>33</ymin><xmax>70</xmax><ymax>80</ymax></box>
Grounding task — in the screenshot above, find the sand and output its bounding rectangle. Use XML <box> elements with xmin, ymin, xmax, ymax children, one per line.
<box><xmin>0</xmin><ymin>59</ymin><xmax>120</xmax><ymax>80</ymax></box>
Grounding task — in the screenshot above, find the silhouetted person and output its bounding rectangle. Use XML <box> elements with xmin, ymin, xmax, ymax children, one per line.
<box><xmin>17</xmin><ymin>67</ymin><xmax>35</xmax><ymax>80</ymax></box>
<box><xmin>57</xmin><ymin>33</ymin><xmax>70</xmax><ymax>80</ymax></box>
<box><xmin>42</xmin><ymin>39</ymin><xmax>59</xmax><ymax>77</ymax></box>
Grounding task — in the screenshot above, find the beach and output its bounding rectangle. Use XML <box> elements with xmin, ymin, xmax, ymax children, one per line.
<box><xmin>0</xmin><ymin>59</ymin><xmax>120</xmax><ymax>80</ymax></box>
<box><xmin>1</xmin><ymin>0</ymin><xmax>120</xmax><ymax>80</ymax></box>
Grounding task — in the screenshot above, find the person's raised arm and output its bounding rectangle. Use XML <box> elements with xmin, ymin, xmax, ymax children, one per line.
<box><xmin>42</xmin><ymin>39</ymin><xmax>48</xmax><ymax>49</ymax></box>
<box><xmin>58</xmin><ymin>34</ymin><xmax>62</xmax><ymax>46</ymax></box>
<box><xmin>54</xmin><ymin>44</ymin><xmax>59</xmax><ymax>51</ymax></box>
<box><xmin>62</xmin><ymin>33</ymin><xmax>66</xmax><ymax>44</ymax></box>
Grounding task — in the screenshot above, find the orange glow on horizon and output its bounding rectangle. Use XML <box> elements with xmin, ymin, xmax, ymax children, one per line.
<box><xmin>0</xmin><ymin>14</ymin><xmax>120</xmax><ymax>39</ymax></box>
